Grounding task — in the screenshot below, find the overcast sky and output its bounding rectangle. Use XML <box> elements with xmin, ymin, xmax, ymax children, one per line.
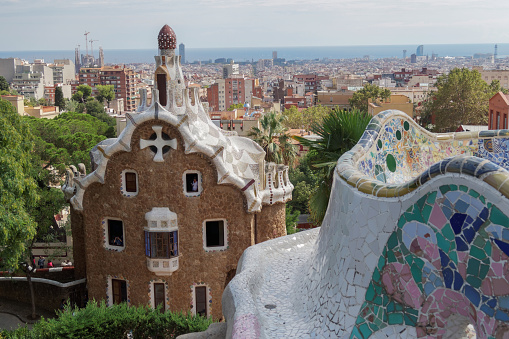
<box><xmin>2</xmin><ymin>0</ymin><xmax>509</xmax><ymax>51</ymax></box>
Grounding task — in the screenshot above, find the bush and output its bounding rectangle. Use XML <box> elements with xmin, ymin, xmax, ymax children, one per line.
<box><xmin>1</xmin><ymin>300</ymin><xmax>214</xmax><ymax>339</ymax></box>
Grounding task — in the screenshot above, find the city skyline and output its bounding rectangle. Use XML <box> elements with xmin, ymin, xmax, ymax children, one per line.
<box><xmin>2</xmin><ymin>0</ymin><xmax>509</xmax><ymax>51</ymax></box>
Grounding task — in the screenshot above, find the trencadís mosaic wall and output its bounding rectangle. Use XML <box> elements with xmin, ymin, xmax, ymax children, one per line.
<box><xmin>223</xmin><ymin>110</ymin><xmax>509</xmax><ymax>338</ymax></box>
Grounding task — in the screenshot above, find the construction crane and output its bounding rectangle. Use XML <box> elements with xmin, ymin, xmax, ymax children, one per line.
<box><xmin>90</xmin><ymin>40</ymin><xmax>99</xmax><ymax>58</ymax></box>
<box><xmin>84</xmin><ymin>31</ymin><xmax>90</xmax><ymax>56</ymax></box>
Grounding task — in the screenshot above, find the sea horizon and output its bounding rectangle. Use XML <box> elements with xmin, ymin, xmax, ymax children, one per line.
<box><xmin>1</xmin><ymin>43</ymin><xmax>508</xmax><ymax>65</ymax></box>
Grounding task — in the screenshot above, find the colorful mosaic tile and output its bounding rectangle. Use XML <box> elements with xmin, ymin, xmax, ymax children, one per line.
<box><xmin>352</xmin><ymin>186</ymin><xmax>509</xmax><ymax>338</ymax></box>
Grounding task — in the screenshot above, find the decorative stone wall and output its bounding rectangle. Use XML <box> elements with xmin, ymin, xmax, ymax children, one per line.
<box><xmin>256</xmin><ymin>203</ymin><xmax>286</xmax><ymax>244</ymax></box>
<box><xmin>223</xmin><ymin>110</ymin><xmax>509</xmax><ymax>338</ymax></box>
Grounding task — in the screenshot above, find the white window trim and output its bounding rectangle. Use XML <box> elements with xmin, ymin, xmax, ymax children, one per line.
<box><xmin>149</xmin><ymin>280</ymin><xmax>170</xmax><ymax>311</ymax></box>
<box><xmin>202</xmin><ymin>219</ymin><xmax>228</xmax><ymax>252</ymax></box>
<box><xmin>183</xmin><ymin>170</ymin><xmax>202</xmax><ymax>197</ymax></box>
<box><xmin>106</xmin><ymin>275</ymin><xmax>130</xmax><ymax>307</ymax></box>
<box><xmin>121</xmin><ymin>169</ymin><xmax>139</xmax><ymax>197</ymax></box>
<box><xmin>191</xmin><ymin>283</ymin><xmax>211</xmax><ymax>317</ymax></box>
<box><xmin>102</xmin><ymin>217</ymin><xmax>125</xmax><ymax>252</ymax></box>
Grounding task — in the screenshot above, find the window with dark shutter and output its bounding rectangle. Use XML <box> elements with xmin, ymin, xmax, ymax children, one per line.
<box><xmin>154</xmin><ymin>283</ymin><xmax>165</xmax><ymax>312</ymax></box>
<box><xmin>112</xmin><ymin>279</ymin><xmax>127</xmax><ymax>304</ymax></box>
<box><xmin>195</xmin><ymin>286</ymin><xmax>207</xmax><ymax>317</ymax></box>
<box><xmin>125</xmin><ymin>172</ymin><xmax>137</xmax><ymax>192</ymax></box>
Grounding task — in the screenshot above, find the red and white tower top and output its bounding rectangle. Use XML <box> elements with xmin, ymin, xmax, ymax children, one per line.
<box><xmin>158</xmin><ymin>24</ymin><xmax>177</xmax><ymax>50</ymax></box>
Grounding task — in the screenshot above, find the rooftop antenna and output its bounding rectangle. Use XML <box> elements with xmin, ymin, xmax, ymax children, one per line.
<box><xmin>84</xmin><ymin>31</ymin><xmax>90</xmax><ymax>56</ymax></box>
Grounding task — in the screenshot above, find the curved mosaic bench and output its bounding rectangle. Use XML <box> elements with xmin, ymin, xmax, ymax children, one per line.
<box><xmin>223</xmin><ymin>110</ymin><xmax>509</xmax><ymax>338</ymax></box>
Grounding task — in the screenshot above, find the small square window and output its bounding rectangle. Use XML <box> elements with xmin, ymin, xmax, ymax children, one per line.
<box><xmin>183</xmin><ymin>171</ymin><xmax>202</xmax><ymax>197</ymax></box>
<box><xmin>204</xmin><ymin>220</ymin><xmax>226</xmax><ymax>250</ymax></box>
<box><xmin>121</xmin><ymin>170</ymin><xmax>138</xmax><ymax>197</ymax></box>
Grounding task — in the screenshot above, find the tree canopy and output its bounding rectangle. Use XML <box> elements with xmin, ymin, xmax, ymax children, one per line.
<box><xmin>55</xmin><ymin>86</ymin><xmax>65</xmax><ymax>110</ymax></box>
<box><xmin>248</xmin><ymin>112</ymin><xmax>297</xmax><ymax>166</ymax></box>
<box><xmin>282</xmin><ymin>105</ymin><xmax>331</xmax><ymax>130</ymax></box>
<box><xmin>422</xmin><ymin>68</ymin><xmax>505</xmax><ymax>131</ymax></box>
<box><xmin>294</xmin><ymin>109</ymin><xmax>372</xmax><ymax>223</ymax></box>
<box><xmin>0</xmin><ymin>76</ymin><xmax>9</xmax><ymax>91</ymax></box>
<box><xmin>96</xmin><ymin>85</ymin><xmax>115</xmax><ymax>105</ymax></box>
<box><xmin>349</xmin><ymin>83</ymin><xmax>391</xmax><ymax>112</ymax></box>
<box><xmin>227</xmin><ymin>103</ymin><xmax>244</xmax><ymax>111</ymax></box>
<box><xmin>72</xmin><ymin>84</ymin><xmax>92</xmax><ymax>103</ymax></box>
<box><xmin>0</xmin><ymin>99</ymin><xmax>39</xmax><ymax>269</ymax></box>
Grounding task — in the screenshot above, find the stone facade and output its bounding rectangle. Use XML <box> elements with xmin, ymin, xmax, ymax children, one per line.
<box><xmin>65</xmin><ymin>25</ymin><xmax>292</xmax><ymax>320</ymax></box>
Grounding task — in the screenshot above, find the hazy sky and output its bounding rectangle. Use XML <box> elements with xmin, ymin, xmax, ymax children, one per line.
<box><xmin>2</xmin><ymin>0</ymin><xmax>509</xmax><ymax>51</ymax></box>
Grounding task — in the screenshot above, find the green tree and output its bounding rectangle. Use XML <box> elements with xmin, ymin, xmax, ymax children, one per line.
<box><xmin>0</xmin><ymin>99</ymin><xmax>39</xmax><ymax>270</ymax></box>
<box><xmin>349</xmin><ymin>83</ymin><xmax>391</xmax><ymax>112</ymax></box>
<box><xmin>282</xmin><ymin>106</ymin><xmax>303</xmax><ymax>129</ymax></box>
<box><xmin>423</xmin><ymin>68</ymin><xmax>504</xmax><ymax>131</ymax></box>
<box><xmin>38</xmin><ymin>98</ymin><xmax>49</xmax><ymax>106</ymax></box>
<box><xmin>0</xmin><ymin>76</ymin><xmax>9</xmax><ymax>91</ymax></box>
<box><xmin>286</xmin><ymin>205</ymin><xmax>299</xmax><ymax>235</ymax></box>
<box><xmin>95</xmin><ymin>84</ymin><xmax>115</xmax><ymax>105</ymax></box>
<box><xmin>248</xmin><ymin>112</ymin><xmax>297</xmax><ymax>166</ymax></box>
<box><xmin>294</xmin><ymin>109</ymin><xmax>372</xmax><ymax>223</ymax></box>
<box><xmin>54</xmin><ymin>86</ymin><xmax>65</xmax><ymax>110</ymax></box>
<box><xmin>85</xmin><ymin>99</ymin><xmax>116</xmax><ymax>128</ymax></box>
<box><xmin>72</xmin><ymin>84</ymin><xmax>92</xmax><ymax>103</ymax></box>
<box><xmin>227</xmin><ymin>103</ymin><xmax>244</xmax><ymax>111</ymax></box>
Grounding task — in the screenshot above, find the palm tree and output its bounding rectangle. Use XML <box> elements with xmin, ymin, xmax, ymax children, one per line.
<box><xmin>294</xmin><ymin>108</ymin><xmax>372</xmax><ymax>224</ymax></box>
<box><xmin>248</xmin><ymin>112</ymin><xmax>297</xmax><ymax>166</ymax></box>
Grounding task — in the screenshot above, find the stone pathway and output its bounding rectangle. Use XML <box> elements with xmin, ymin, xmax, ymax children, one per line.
<box><xmin>0</xmin><ymin>297</ymin><xmax>55</xmax><ymax>332</ymax></box>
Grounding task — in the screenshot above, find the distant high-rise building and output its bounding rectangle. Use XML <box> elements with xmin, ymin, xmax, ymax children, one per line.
<box><xmin>179</xmin><ymin>43</ymin><xmax>185</xmax><ymax>64</ymax></box>
<box><xmin>403</xmin><ymin>50</ymin><xmax>407</xmax><ymax>60</ymax></box>
<box><xmin>75</xmin><ymin>47</ymin><xmax>81</xmax><ymax>73</ymax></box>
<box><xmin>223</xmin><ymin>61</ymin><xmax>239</xmax><ymax>79</ymax></box>
<box><xmin>410</xmin><ymin>54</ymin><xmax>417</xmax><ymax>63</ymax></box>
<box><xmin>98</xmin><ymin>47</ymin><xmax>105</xmax><ymax>67</ymax></box>
<box><xmin>416</xmin><ymin>45</ymin><xmax>424</xmax><ymax>57</ymax></box>
<box><xmin>272</xmin><ymin>51</ymin><xmax>277</xmax><ymax>60</ymax></box>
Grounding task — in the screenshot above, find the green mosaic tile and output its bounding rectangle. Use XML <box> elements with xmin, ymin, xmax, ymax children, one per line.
<box><xmin>480</xmin><ymin>263</ymin><xmax>490</xmax><ymax>279</ymax></box>
<box><xmin>404</xmin><ymin>313</ymin><xmax>417</xmax><ymax>326</ymax></box>
<box><xmin>386</xmin><ymin>154</ymin><xmax>397</xmax><ymax>172</ymax></box>
<box><xmin>411</xmin><ymin>264</ymin><xmax>422</xmax><ymax>284</ymax></box>
<box><xmin>406</xmin><ymin>308</ymin><xmax>419</xmax><ymax>316</ymax></box>
<box><xmin>359</xmin><ymin>323</ymin><xmax>372</xmax><ymax>338</ymax></box>
<box><xmin>372</xmin><ymin>268</ymin><xmax>380</xmax><ymax>282</ymax></box>
<box><xmin>426</xmin><ymin>191</ymin><xmax>437</xmax><ymax>204</ymax></box>
<box><xmin>422</xmin><ymin>204</ymin><xmax>433</xmax><ymax>222</ymax></box>
<box><xmin>470</xmin><ymin>246</ymin><xmax>486</xmax><ymax>260</ymax></box>
<box><xmin>480</xmin><ymin>196</ymin><xmax>486</xmax><ymax>204</ymax></box>
<box><xmin>459</xmin><ymin>185</ymin><xmax>468</xmax><ymax>192</ymax></box>
<box><xmin>404</xmin><ymin>121</ymin><xmax>410</xmax><ymax>131</ymax></box>
<box><xmin>437</xmin><ymin>233</ymin><xmax>450</xmax><ymax>253</ymax></box>
<box><xmin>387</xmin><ymin>251</ymin><xmax>397</xmax><ymax>263</ymax></box>
<box><xmin>374</xmin><ymin>296</ymin><xmax>383</xmax><ymax>305</ymax></box>
<box><xmin>473</xmin><ymin>236</ymin><xmax>485</xmax><ymax>248</ymax></box>
<box><xmin>469</xmin><ymin>189</ymin><xmax>480</xmax><ymax>198</ymax></box>
<box><xmin>442</xmin><ymin>224</ymin><xmax>455</xmax><ymax>241</ymax></box>
<box><xmin>467</xmin><ymin>258</ymin><xmax>480</xmax><ymax>275</ymax></box>
<box><xmin>490</xmin><ymin>206</ymin><xmax>509</xmax><ymax>226</ymax></box>
<box><xmin>365</xmin><ymin>284</ymin><xmax>375</xmax><ymax>301</ymax></box>
<box><xmin>405</xmin><ymin>255</ymin><xmax>414</xmax><ymax>266</ymax></box>
<box><xmin>449</xmin><ymin>184</ymin><xmax>458</xmax><ymax>191</ymax></box>
<box><xmin>485</xmin><ymin>241</ymin><xmax>492</xmax><ymax>256</ymax></box>
<box><xmin>350</xmin><ymin>327</ymin><xmax>362</xmax><ymax>339</ymax></box>
<box><xmin>387</xmin><ymin>233</ymin><xmax>398</xmax><ymax>249</ymax></box>
<box><xmin>440</xmin><ymin>186</ymin><xmax>451</xmax><ymax>194</ymax></box>
<box><xmin>378</xmin><ymin>256</ymin><xmax>386</xmax><ymax>270</ymax></box>
<box><xmin>466</xmin><ymin>276</ymin><xmax>482</xmax><ymax>289</ymax></box>
<box><xmin>388</xmin><ymin>312</ymin><xmax>404</xmax><ymax>325</ymax></box>
<box><xmin>368</xmin><ymin>322</ymin><xmax>379</xmax><ymax>332</ymax></box>
<box><xmin>387</xmin><ymin>301</ymin><xmax>395</xmax><ymax>313</ymax></box>
<box><xmin>449</xmin><ymin>251</ymin><xmax>458</xmax><ymax>265</ymax></box>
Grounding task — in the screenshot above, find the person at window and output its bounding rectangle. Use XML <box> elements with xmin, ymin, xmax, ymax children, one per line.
<box><xmin>113</xmin><ymin>236</ymin><xmax>123</xmax><ymax>246</ymax></box>
<box><xmin>38</xmin><ymin>257</ymin><xmax>45</xmax><ymax>269</ymax></box>
<box><xmin>192</xmin><ymin>177</ymin><xmax>198</xmax><ymax>192</ymax></box>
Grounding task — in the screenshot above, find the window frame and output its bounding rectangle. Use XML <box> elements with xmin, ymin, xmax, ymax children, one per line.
<box><xmin>121</xmin><ymin>169</ymin><xmax>139</xmax><ymax>197</ymax></box>
<box><xmin>183</xmin><ymin>170</ymin><xmax>202</xmax><ymax>197</ymax></box>
<box><xmin>103</xmin><ymin>218</ymin><xmax>125</xmax><ymax>252</ymax></box>
<box><xmin>150</xmin><ymin>280</ymin><xmax>169</xmax><ymax>312</ymax></box>
<box><xmin>202</xmin><ymin>219</ymin><xmax>228</xmax><ymax>252</ymax></box>
<box><xmin>107</xmin><ymin>276</ymin><xmax>129</xmax><ymax>306</ymax></box>
<box><xmin>192</xmin><ymin>284</ymin><xmax>210</xmax><ymax>317</ymax></box>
